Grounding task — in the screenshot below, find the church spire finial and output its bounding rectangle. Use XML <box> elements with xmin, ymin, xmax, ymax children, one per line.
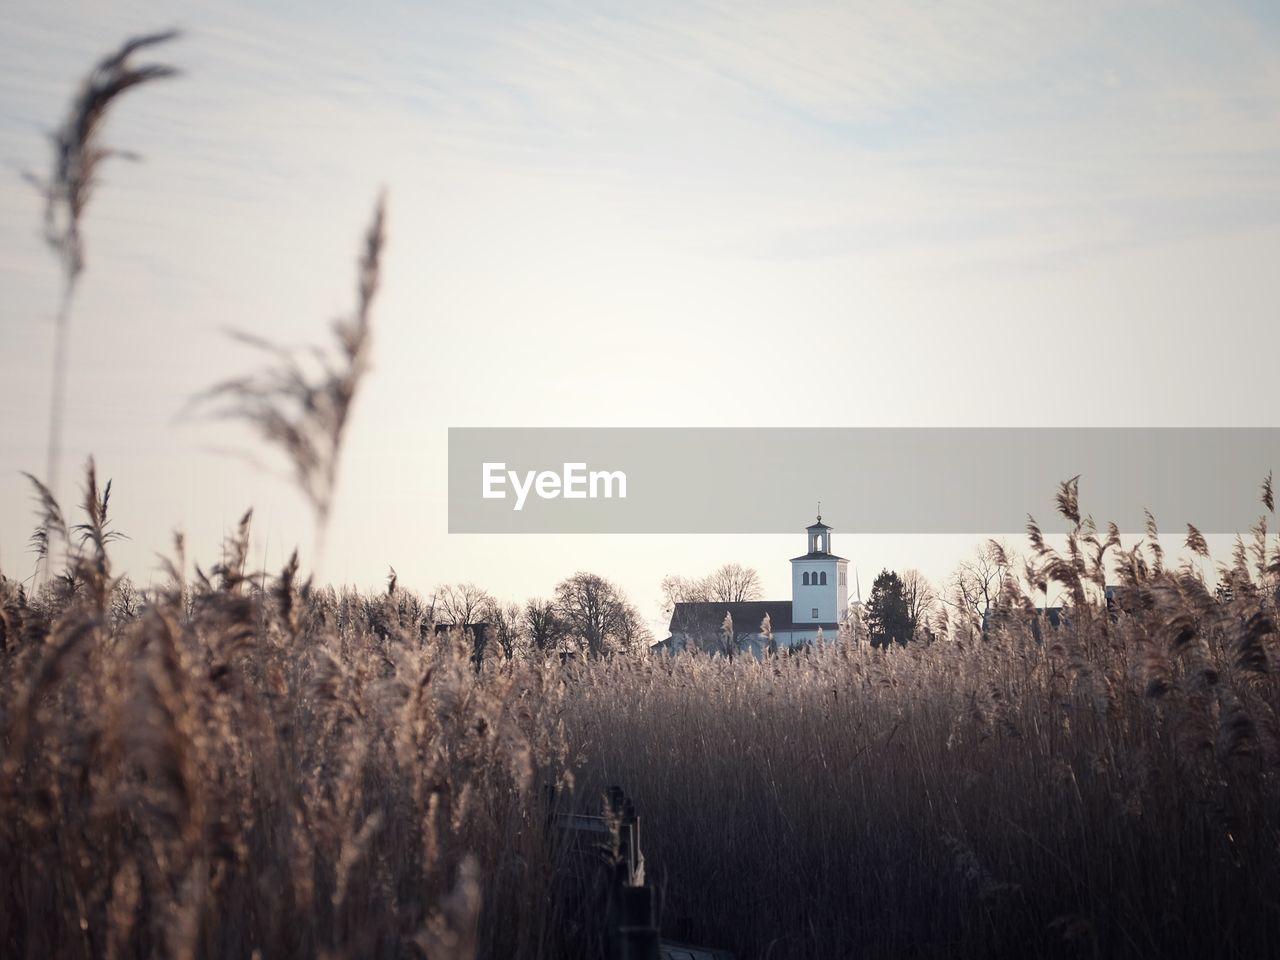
<box><xmin>817</xmin><ymin>499</ymin><xmax>821</xmax><ymax>523</ymax></box>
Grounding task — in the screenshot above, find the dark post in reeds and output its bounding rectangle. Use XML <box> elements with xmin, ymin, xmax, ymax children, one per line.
<box><xmin>604</xmin><ymin>787</ymin><xmax>659</xmax><ymax>960</ymax></box>
<box><xmin>550</xmin><ymin>784</ymin><xmax>660</xmax><ymax>960</ymax></box>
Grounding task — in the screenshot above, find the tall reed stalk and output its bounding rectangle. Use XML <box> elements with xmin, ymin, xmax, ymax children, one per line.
<box><xmin>196</xmin><ymin>194</ymin><xmax>386</xmax><ymax>570</ymax></box>
<box><xmin>27</xmin><ymin>30</ymin><xmax>178</xmax><ymax>578</ymax></box>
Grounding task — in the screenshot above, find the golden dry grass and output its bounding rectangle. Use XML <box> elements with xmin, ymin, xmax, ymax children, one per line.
<box><xmin>3</xmin><ymin>480</ymin><xmax>1279</xmax><ymax>959</ymax></box>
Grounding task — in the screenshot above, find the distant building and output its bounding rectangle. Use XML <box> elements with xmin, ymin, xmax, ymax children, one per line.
<box><xmin>427</xmin><ymin>621</ymin><xmax>490</xmax><ymax>643</ymax></box>
<box><xmin>660</xmin><ymin>516</ymin><xmax>851</xmax><ymax>656</ymax></box>
<box><xmin>982</xmin><ymin>605</ymin><xmax>1064</xmax><ymax>642</ymax></box>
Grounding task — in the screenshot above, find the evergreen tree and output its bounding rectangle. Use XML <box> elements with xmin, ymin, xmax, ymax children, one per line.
<box><xmin>864</xmin><ymin>569</ymin><xmax>912</xmax><ymax>647</ymax></box>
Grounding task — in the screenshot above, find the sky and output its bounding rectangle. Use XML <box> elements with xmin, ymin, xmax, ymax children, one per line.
<box><xmin>3</xmin><ymin>0</ymin><xmax>1280</xmax><ymax>635</ymax></box>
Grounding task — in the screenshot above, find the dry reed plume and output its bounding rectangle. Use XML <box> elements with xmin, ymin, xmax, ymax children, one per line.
<box><xmin>195</xmin><ymin>195</ymin><xmax>385</xmax><ymax>547</ymax></box>
<box><xmin>25</xmin><ymin>30</ymin><xmax>179</xmax><ymax>574</ymax></box>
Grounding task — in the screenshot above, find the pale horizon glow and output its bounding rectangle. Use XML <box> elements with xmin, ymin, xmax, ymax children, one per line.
<box><xmin>3</xmin><ymin>0</ymin><xmax>1279</xmax><ymax>636</ymax></box>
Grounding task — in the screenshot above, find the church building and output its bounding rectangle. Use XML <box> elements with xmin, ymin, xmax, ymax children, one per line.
<box><xmin>662</xmin><ymin>516</ymin><xmax>851</xmax><ymax>656</ymax></box>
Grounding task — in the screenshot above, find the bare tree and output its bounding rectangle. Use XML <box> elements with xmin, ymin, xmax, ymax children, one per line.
<box><xmin>703</xmin><ymin>563</ymin><xmax>763</xmax><ymax>603</ymax></box>
<box><xmin>109</xmin><ymin>575</ymin><xmax>144</xmax><ymax>625</ymax></box>
<box><xmin>554</xmin><ymin>572</ymin><xmax>649</xmax><ymax>657</ymax></box>
<box><xmin>522</xmin><ymin>598</ymin><xmax>562</xmax><ymax>654</ymax></box>
<box><xmin>900</xmin><ymin>568</ymin><xmax>938</xmax><ymax>642</ymax></box>
<box><xmin>660</xmin><ymin>574</ymin><xmax>708</xmax><ymax>610</ymax></box>
<box><xmin>431</xmin><ymin>582</ymin><xmax>494</xmax><ymax>664</ymax></box>
<box><xmin>484</xmin><ymin>600</ymin><xmax>526</xmax><ymax>660</ymax></box>
<box><xmin>431</xmin><ymin>582</ymin><xmax>493</xmax><ymax>626</ymax></box>
<box><xmin>946</xmin><ymin>541</ymin><xmax>1014</xmax><ymax>638</ymax></box>
<box><xmin>661</xmin><ymin>563</ymin><xmax>762</xmax><ymax>617</ymax></box>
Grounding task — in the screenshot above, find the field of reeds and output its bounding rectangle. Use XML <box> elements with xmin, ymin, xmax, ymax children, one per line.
<box><xmin>3</xmin><ymin>474</ymin><xmax>1280</xmax><ymax>959</ymax></box>
<box><xmin>567</xmin><ymin>516</ymin><xmax>1280</xmax><ymax>958</ymax></box>
<box><xmin>4</xmin><ymin>29</ymin><xmax>1280</xmax><ymax>960</ymax></box>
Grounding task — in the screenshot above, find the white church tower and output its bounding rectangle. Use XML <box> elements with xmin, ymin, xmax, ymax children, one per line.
<box><xmin>790</xmin><ymin>515</ymin><xmax>849</xmax><ymax>630</ymax></box>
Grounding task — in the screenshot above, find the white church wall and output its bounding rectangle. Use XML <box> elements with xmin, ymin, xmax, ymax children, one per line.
<box><xmin>790</xmin><ymin>560</ymin><xmax>847</xmax><ymax>625</ymax></box>
<box><xmin>666</xmin><ymin>628</ymin><xmax>850</xmax><ymax>660</ymax></box>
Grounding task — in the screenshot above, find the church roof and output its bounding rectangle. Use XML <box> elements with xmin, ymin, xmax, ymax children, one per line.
<box><xmin>806</xmin><ymin>518</ymin><xmax>832</xmax><ymax>531</ymax></box>
<box><xmin>790</xmin><ymin>551</ymin><xmax>847</xmax><ymax>562</ymax></box>
<box><xmin>669</xmin><ymin>600</ymin><xmax>796</xmax><ymax>634</ymax></box>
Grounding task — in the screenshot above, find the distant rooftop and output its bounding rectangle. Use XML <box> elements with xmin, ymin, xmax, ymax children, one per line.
<box><xmin>669</xmin><ymin>599</ymin><xmax>797</xmax><ymax>633</ymax></box>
